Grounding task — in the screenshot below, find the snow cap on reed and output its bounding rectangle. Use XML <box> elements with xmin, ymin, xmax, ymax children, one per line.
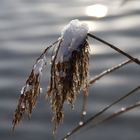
<box><xmin>56</xmin><ymin>19</ymin><xmax>89</xmax><ymax>63</ymax></box>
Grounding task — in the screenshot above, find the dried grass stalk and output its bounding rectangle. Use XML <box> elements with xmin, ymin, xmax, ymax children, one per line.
<box><xmin>62</xmin><ymin>85</ymin><xmax>140</xmax><ymax>140</ymax></box>
<box><xmin>12</xmin><ymin>39</ymin><xmax>60</xmax><ymax>130</ymax></box>
<box><xmin>46</xmin><ymin>39</ymin><xmax>90</xmax><ymax>132</ymax></box>
<box><xmin>12</xmin><ymin>70</ymin><xmax>40</xmax><ymax>130</ymax></box>
<box><xmin>12</xmin><ymin>20</ymin><xmax>90</xmax><ymax>133</ymax></box>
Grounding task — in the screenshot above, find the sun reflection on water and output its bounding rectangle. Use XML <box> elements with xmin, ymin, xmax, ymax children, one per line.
<box><xmin>85</xmin><ymin>4</ymin><xmax>108</xmax><ymax>18</ymax></box>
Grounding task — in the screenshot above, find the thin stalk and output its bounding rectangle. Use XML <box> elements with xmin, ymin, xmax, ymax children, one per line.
<box><xmin>80</xmin><ymin>90</ymin><xmax>88</xmax><ymax>121</ymax></box>
<box><xmin>37</xmin><ymin>38</ymin><xmax>61</xmax><ymax>61</ymax></box>
<box><xmin>88</xmin><ymin>33</ymin><xmax>140</xmax><ymax>65</ymax></box>
<box><xmin>89</xmin><ymin>59</ymin><xmax>132</xmax><ymax>85</ymax></box>
<box><xmin>62</xmin><ymin>85</ymin><xmax>140</xmax><ymax>140</ymax></box>
<box><xmin>93</xmin><ymin>101</ymin><xmax>140</xmax><ymax>126</ymax></box>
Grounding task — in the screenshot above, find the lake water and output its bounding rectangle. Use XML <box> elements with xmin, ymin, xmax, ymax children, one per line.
<box><xmin>0</xmin><ymin>0</ymin><xmax>140</xmax><ymax>140</ymax></box>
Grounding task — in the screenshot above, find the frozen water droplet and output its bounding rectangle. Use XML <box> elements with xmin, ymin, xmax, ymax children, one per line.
<box><xmin>21</xmin><ymin>105</ymin><xmax>25</xmax><ymax>109</ymax></box>
<box><xmin>79</xmin><ymin>121</ymin><xmax>83</xmax><ymax>126</ymax></box>
<box><xmin>34</xmin><ymin>59</ymin><xmax>45</xmax><ymax>74</ymax></box>
<box><xmin>40</xmin><ymin>88</ymin><xmax>43</xmax><ymax>93</ymax></box>
<box><xmin>56</xmin><ymin>71</ymin><xmax>59</xmax><ymax>76</ymax></box>
<box><xmin>86</xmin><ymin>49</ymin><xmax>89</xmax><ymax>53</ymax></box>
<box><xmin>49</xmin><ymin>61</ymin><xmax>52</xmax><ymax>65</ymax></box>
<box><xmin>25</xmin><ymin>84</ymin><xmax>31</xmax><ymax>92</ymax></box>
<box><xmin>82</xmin><ymin>111</ymin><xmax>87</xmax><ymax>115</ymax></box>
<box><xmin>121</xmin><ymin>107</ymin><xmax>125</xmax><ymax>111</ymax></box>
<box><xmin>108</xmin><ymin>69</ymin><xmax>111</xmax><ymax>72</ymax></box>
<box><xmin>21</xmin><ymin>102</ymin><xmax>25</xmax><ymax>110</ymax></box>
<box><xmin>21</xmin><ymin>86</ymin><xmax>25</xmax><ymax>94</ymax></box>
<box><xmin>51</xmin><ymin>55</ymin><xmax>55</xmax><ymax>60</ymax></box>
<box><xmin>67</xmin><ymin>132</ymin><xmax>71</xmax><ymax>136</ymax></box>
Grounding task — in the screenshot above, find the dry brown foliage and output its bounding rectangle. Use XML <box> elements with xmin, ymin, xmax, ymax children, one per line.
<box><xmin>12</xmin><ymin>37</ymin><xmax>90</xmax><ymax>133</ymax></box>
<box><xmin>12</xmin><ymin>70</ymin><xmax>41</xmax><ymax>130</ymax></box>
<box><xmin>12</xmin><ymin>32</ymin><xmax>140</xmax><ymax>138</ymax></box>
<box><xmin>46</xmin><ymin>39</ymin><xmax>89</xmax><ymax>132</ymax></box>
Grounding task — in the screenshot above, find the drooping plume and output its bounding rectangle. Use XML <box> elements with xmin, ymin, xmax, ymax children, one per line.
<box><xmin>46</xmin><ymin>19</ymin><xmax>90</xmax><ymax>132</ymax></box>
<box><xmin>13</xmin><ymin>19</ymin><xmax>90</xmax><ymax>133</ymax></box>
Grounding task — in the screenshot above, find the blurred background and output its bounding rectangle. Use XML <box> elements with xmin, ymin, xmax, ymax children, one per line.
<box><xmin>0</xmin><ymin>0</ymin><xmax>140</xmax><ymax>140</ymax></box>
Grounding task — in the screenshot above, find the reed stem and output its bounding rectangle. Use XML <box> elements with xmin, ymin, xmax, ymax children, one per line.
<box><xmin>88</xmin><ymin>33</ymin><xmax>140</xmax><ymax>65</ymax></box>
<box><xmin>89</xmin><ymin>59</ymin><xmax>132</xmax><ymax>85</ymax></box>
<box><xmin>62</xmin><ymin>85</ymin><xmax>140</xmax><ymax>140</ymax></box>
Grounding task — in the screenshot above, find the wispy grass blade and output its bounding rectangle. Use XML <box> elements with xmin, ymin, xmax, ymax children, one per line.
<box><xmin>88</xmin><ymin>33</ymin><xmax>140</xmax><ymax>65</ymax></box>
<box><xmin>93</xmin><ymin>101</ymin><xmax>140</xmax><ymax>126</ymax></box>
<box><xmin>62</xmin><ymin>85</ymin><xmax>140</xmax><ymax>140</ymax></box>
<box><xmin>89</xmin><ymin>59</ymin><xmax>132</xmax><ymax>85</ymax></box>
<box><xmin>80</xmin><ymin>89</ymin><xmax>88</xmax><ymax>122</ymax></box>
<box><xmin>37</xmin><ymin>39</ymin><xmax>61</xmax><ymax>61</ymax></box>
<box><xmin>12</xmin><ymin>39</ymin><xmax>60</xmax><ymax>131</ymax></box>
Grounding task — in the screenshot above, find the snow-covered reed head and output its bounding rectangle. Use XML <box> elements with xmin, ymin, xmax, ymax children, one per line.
<box><xmin>13</xmin><ymin>19</ymin><xmax>90</xmax><ymax>133</ymax></box>
<box><xmin>56</xmin><ymin>20</ymin><xmax>89</xmax><ymax>63</ymax></box>
<box><xmin>47</xmin><ymin>19</ymin><xmax>89</xmax><ymax>132</ymax></box>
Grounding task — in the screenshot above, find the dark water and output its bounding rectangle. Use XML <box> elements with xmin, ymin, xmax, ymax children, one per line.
<box><xmin>0</xmin><ymin>0</ymin><xmax>140</xmax><ymax>140</ymax></box>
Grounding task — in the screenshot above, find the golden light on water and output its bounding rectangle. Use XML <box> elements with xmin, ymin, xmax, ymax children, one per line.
<box><xmin>86</xmin><ymin>4</ymin><xmax>108</xmax><ymax>18</ymax></box>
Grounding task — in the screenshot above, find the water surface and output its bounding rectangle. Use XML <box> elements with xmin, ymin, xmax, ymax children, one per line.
<box><xmin>0</xmin><ymin>0</ymin><xmax>140</xmax><ymax>140</ymax></box>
